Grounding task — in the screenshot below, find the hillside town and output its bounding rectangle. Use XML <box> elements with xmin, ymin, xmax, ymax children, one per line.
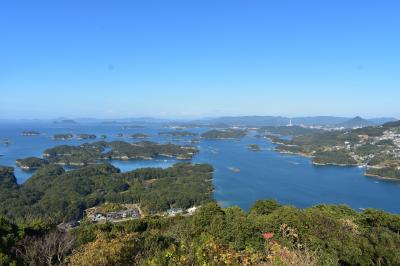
<box><xmin>84</xmin><ymin>204</ymin><xmax>199</xmax><ymax>224</ymax></box>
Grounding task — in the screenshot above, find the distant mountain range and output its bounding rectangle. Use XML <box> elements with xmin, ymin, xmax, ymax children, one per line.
<box><xmin>0</xmin><ymin>116</ymin><xmax>397</xmax><ymax>128</ymax></box>
<box><xmin>189</xmin><ymin>116</ymin><xmax>398</xmax><ymax>128</ymax></box>
<box><xmin>191</xmin><ymin>116</ymin><xmax>289</xmax><ymax>127</ymax></box>
<box><xmin>336</xmin><ymin>116</ymin><xmax>374</xmax><ymax>128</ymax></box>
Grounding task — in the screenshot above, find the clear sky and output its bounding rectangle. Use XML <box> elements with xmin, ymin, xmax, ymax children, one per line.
<box><xmin>1</xmin><ymin>0</ymin><xmax>399</xmax><ymax>119</ymax></box>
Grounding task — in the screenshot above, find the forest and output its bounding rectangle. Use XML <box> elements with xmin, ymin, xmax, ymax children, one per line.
<box><xmin>1</xmin><ymin>200</ymin><xmax>400</xmax><ymax>265</ymax></box>
<box><xmin>0</xmin><ymin>163</ymin><xmax>213</xmax><ymax>224</ymax></box>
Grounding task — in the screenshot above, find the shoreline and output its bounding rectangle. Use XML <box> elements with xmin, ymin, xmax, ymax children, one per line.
<box><xmin>273</xmin><ymin>148</ymin><xmax>313</xmax><ymax>158</ymax></box>
<box><xmin>312</xmin><ymin>162</ymin><xmax>359</xmax><ymax>167</ymax></box>
<box><xmin>273</xmin><ymin>143</ymin><xmax>399</xmax><ymax>181</ymax></box>
<box><xmin>364</xmin><ymin>173</ymin><xmax>400</xmax><ymax>181</ymax></box>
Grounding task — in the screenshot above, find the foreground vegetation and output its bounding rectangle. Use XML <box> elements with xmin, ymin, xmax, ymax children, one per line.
<box><xmin>1</xmin><ymin>200</ymin><xmax>400</xmax><ymax>265</ymax></box>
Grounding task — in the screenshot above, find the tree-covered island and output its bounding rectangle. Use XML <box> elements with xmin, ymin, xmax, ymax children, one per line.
<box><xmin>201</xmin><ymin>129</ymin><xmax>247</xmax><ymax>139</ymax></box>
<box><xmin>77</xmin><ymin>134</ymin><xmax>97</xmax><ymax>140</ymax></box>
<box><xmin>22</xmin><ymin>131</ymin><xmax>41</xmax><ymax>136</ymax></box>
<box><xmin>129</xmin><ymin>133</ymin><xmax>150</xmax><ymax>139</ymax></box>
<box><xmin>248</xmin><ymin>144</ymin><xmax>261</xmax><ymax>151</ymax></box>
<box><xmin>53</xmin><ymin>133</ymin><xmax>74</xmax><ymax>140</ymax></box>
<box><xmin>15</xmin><ymin>141</ymin><xmax>199</xmax><ymax>169</ymax></box>
<box><xmin>158</xmin><ymin>131</ymin><xmax>198</xmax><ymax>137</ymax></box>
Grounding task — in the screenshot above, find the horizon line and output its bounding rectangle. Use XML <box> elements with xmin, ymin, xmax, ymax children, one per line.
<box><xmin>0</xmin><ymin>115</ymin><xmax>398</xmax><ymax>122</ymax></box>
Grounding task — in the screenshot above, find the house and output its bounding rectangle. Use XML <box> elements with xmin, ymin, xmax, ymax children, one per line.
<box><xmin>121</xmin><ymin>209</ymin><xmax>140</xmax><ymax>219</ymax></box>
<box><xmin>167</xmin><ymin>208</ymin><xmax>183</xmax><ymax>216</ymax></box>
<box><xmin>187</xmin><ymin>206</ymin><xmax>197</xmax><ymax>215</ymax></box>
<box><xmin>106</xmin><ymin>209</ymin><xmax>141</xmax><ymax>221</ymax></box>
<box><xmin>90</xmin><ymin>213</ymin><xmax>106</xmax><ymax>222</ymax></box>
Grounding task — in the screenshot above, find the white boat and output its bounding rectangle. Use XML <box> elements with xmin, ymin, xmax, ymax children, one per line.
<box><xmin>228</xmin><ymin>167</ymin><xmax>240</xmax><ymax>173</ymax></box>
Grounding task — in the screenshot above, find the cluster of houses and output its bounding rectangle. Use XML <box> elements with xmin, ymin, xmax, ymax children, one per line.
<box><xmin>85</xmin><ymin>204</ymin><xmax>199</xmax><ymax>223</ymax></box>
<box><xmin>371</xmin><ymin>130</ymin><xmax>400</xmax><ymax>159</ymax></box>
<box><xmin>346</xmin><ymin>130</ymin><xmax>400</xmax><ymax>164</ymax></box>
<box><xmin>379</xmin><ymin>130</ymin><xmax>400</xmax><ymax>147</ymax></box>
<box><xmin>88</xmin><ymin>208</ymin><xmax>141</xmax><ymax>223</ymax></box>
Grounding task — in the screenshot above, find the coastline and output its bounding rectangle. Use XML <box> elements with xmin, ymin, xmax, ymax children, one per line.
<box><xmin>312</xmin><ymin>162</ymin><xmax>359</xmax><ymax>167</ymax></box>
<box><xmin>273</xmin><ymin>148</ymin><xmax>313</xmax><ymax>158</ymax></box>
<box><xmin>273</xmin><ymin>143</ymin><xmax>398</xmax><ymax>181</ymax></box>
<box><xmin>364</xmin><ymin>173</ymin><xmax>400</xmax><ymax>181</ymax></box>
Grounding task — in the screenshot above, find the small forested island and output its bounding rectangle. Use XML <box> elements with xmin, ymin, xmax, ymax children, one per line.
<box><xmin>271</xmin><ymin>121</ymin><xmax>400</xmax><ymax>179</ymax></box>
<box><xmin>22</xmin><ymin>140</ymin><xmax>200</xmax><ymax>167</ymax></box>
<box><xmin>191</xmin><ymin>138</ymin><xmax>200</xmax><ymax>143</ymax></box>
<box><xmin>77</xmin><ymin>133</ymin><xmax>96</xmax><ymax>140</ymax></box>
<box><xmin>163</xmin><ymin>123</ymin><xmax>201</xmax><ymax>129</ymax></box>
<box><xmin>53</xmin><ymin>119</ymin><xmax>77</xmax><ymax>124</ymax></box>
<box><xmin>22</xmin><ymin>131</ymin><xmax>41</xmax><ymax>136</ymax></box>
<box><xmin>104</xmin><ymin>141</ymin><xmax>198</xmax><ymax>160</ymax></box>
<box><xmin>129</xmin><ymin>133</ymin><xmax>149</xmax><ymax>139</ymax></box>
<box><xmin>201</xmin><ymin>129</ymin><xmax>247</xmax><ymax>139</ymax></box>
<box><xmin>16</xmin><ymin>157</ymin><xmax>49</xmax><ymax>170</ymax></box>
<box><xmin>158</xmin><ymin>131</ymin><xmax>198</xmax><ymax>137</ymax></box>
<box><xmin>123</xmin><ymin>125</ymin><xmax>145</xmax><ymax>129</ymax></box>
<box><xmin>53</xmin><ymin>133</ymin><xmax>74</xmax><ymax>140</ymax></box>
<box><xmin>101</xmin><ymin>120</ymin><xmax>120</xmax><ymax>125</ymax></box>
<box><xmin>248</xmin><ymin>144</ymin><xmax>261</xmax><ymax>151</ymax></box>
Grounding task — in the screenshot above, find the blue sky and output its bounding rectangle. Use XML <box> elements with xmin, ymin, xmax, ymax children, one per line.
<box><xmin>1</xmin><ymin>1</ymin><xmax>400</xmax><ymax>119</ymax></box>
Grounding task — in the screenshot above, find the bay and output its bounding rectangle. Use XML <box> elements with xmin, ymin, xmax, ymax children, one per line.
<box><xmin>1</xmin><ymin>123</ymin><xmax>399</xmax><ymax>213</ymax></box>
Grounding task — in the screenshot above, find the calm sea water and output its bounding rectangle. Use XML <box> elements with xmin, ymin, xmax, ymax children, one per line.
<box><xmin>1</xmin><ymin>123</ymin><xmax>400</xmax><ymax>213</ymax></box>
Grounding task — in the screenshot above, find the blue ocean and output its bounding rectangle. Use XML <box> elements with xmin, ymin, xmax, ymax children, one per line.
<box><xmin>1</xmin><ymin>123</ymin><xmax>399</xmax><ymax>213</ymax></box>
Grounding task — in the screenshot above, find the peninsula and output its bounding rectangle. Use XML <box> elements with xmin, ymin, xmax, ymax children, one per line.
<box><xmin>267</xmin><ymin>121</ymin><xmax>400</xmax><ymax>180</ymax></box>
<box><xmin>16</xmin><ymin>157</ymin><xmax>49</xmax><ymax>170</ymax></box>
